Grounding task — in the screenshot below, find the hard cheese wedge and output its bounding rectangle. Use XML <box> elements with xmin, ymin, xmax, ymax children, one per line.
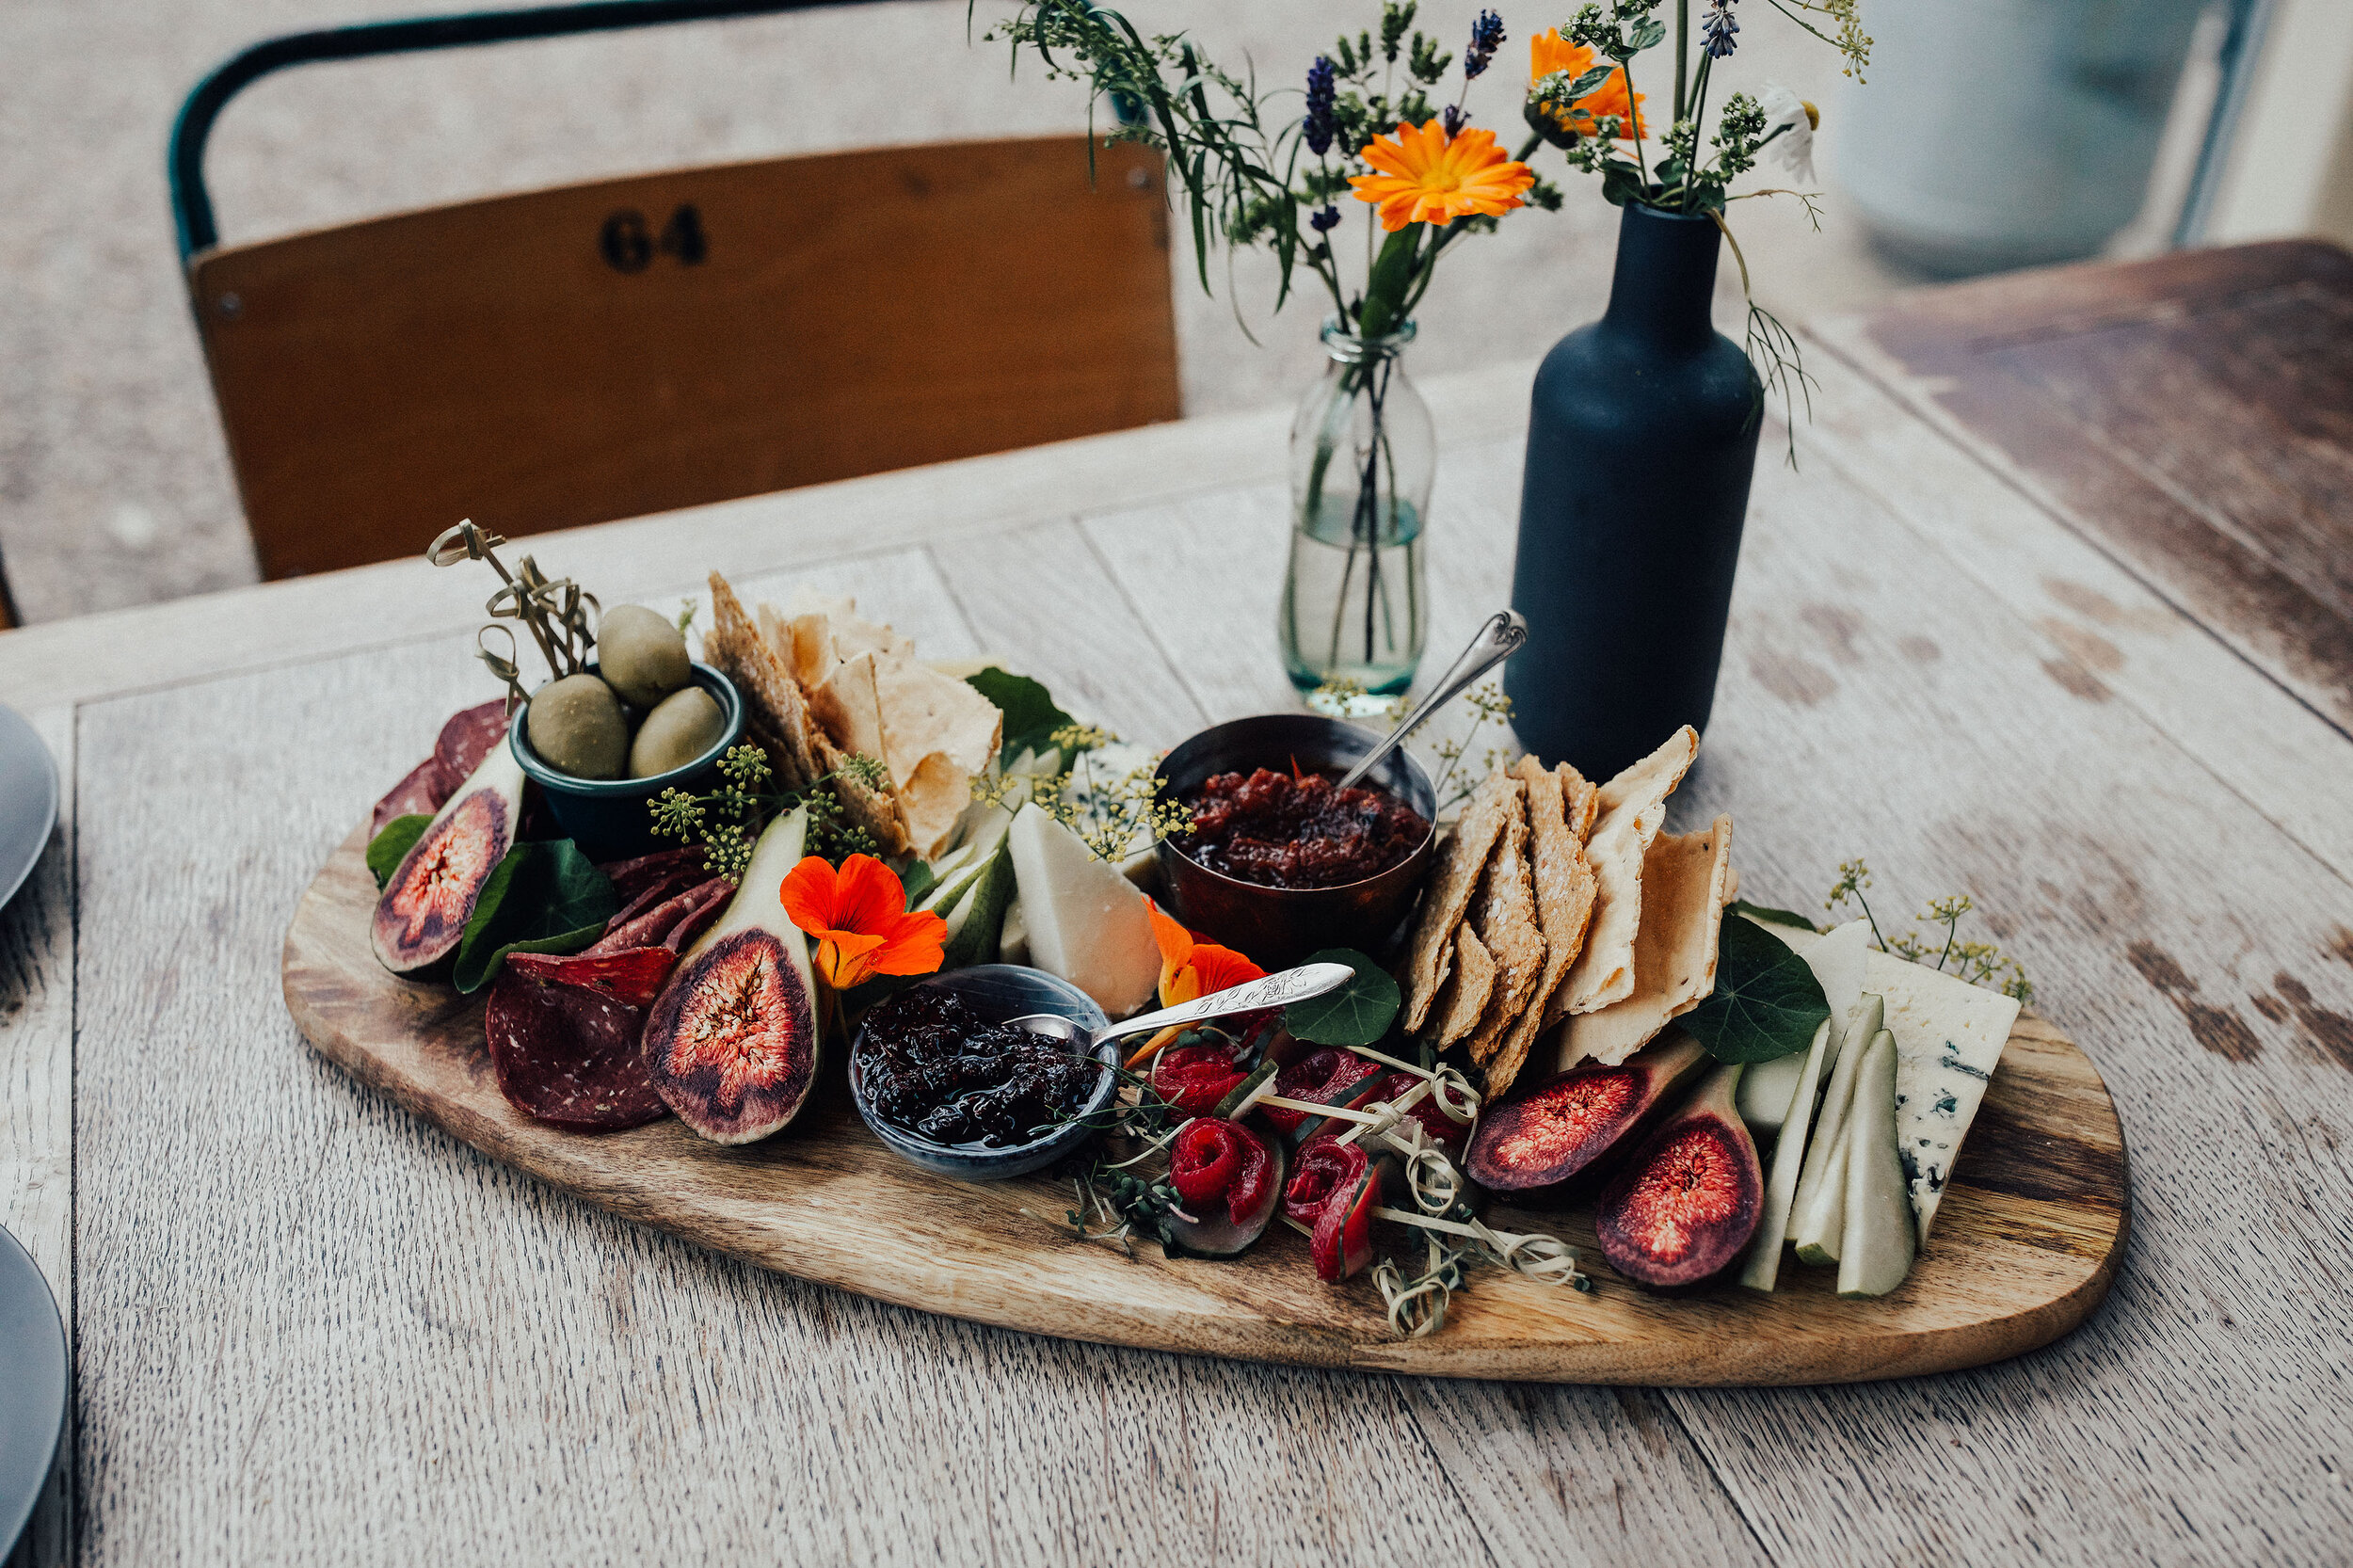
<box><xmin>1865</xmin><ymin>950</ymin><xmax>2022</xmax><ymax>1243</ymax></box>
<box><xmin>1005</xmin><ymin>802</ymin><xmax>1160</xmax><ymax>1016</ymax></box>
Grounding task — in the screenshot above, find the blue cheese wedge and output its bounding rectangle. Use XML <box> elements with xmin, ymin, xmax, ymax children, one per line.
<box><xmin>1863</xmin><ymin>951</ymin><xmax>2022</xmax><ymax>1244</ymax></box>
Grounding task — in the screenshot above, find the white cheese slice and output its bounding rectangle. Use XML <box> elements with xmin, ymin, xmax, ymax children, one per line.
<box><xmin>1864</xmin><ymin>950</ymin><xmax>2022</xmax><ymax>1244</ymax></box>
<box><xmin>1005</xmin><ymin>802</ymin><xmax>1160</xmax><ymax>1016</ymax></box>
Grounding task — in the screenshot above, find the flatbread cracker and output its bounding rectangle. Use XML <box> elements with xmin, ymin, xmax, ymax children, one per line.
<box><xmin>1465</xmin><ymin>779</ymin><xmax>1545</xmax><ymax>1064</ymax></box>
<box><xmin>704</xmin><ymin>573</ymin><xmax>823</xmax><ymax>789</ymax></box>
<box><xmin>1430</xmin><ymin>925</ymin><xmax>1497</xmax><ymax>1048</ymax></box>
<box><xmin>1558</xmin><ymin>761</ymin><xmax>1599</xmax><ymax>843</ymax></box>
<box><xmin>1484</xmin><ymin>757</ymin><xmax>1599</xmax><ymax>1097</ymax></box>
<box><xmin>1554</xmin><ymin>814</ymin><xmax>1734</xmax><ymax>1069</ymax></box>
<box><xmin>1398</xmin><ymin>771</ymin><xmax>1516</xmax><ymax>1034</ymax></box>
<box><xmin>1549</xmin><ymin>726</ymin><xmax>1699</xmax><ymax>1021</ymax></box>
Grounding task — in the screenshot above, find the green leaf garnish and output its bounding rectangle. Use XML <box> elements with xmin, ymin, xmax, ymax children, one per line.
<box><xmin>1681</xmin><ymin>912</ymin><xmax>1831</xmax><ymax>1064</ymax></box>
<box><xmin>1729</xmin><ymin>900</ymin><xmax>1821</xmax><ymax>934</ymax></box>
<box><xmin>1285</xmin><ymin>948</ymin><xmax>1401</xmax><ymax>1048</ymax></box>
<box><xmin>965</xmin><ymin>667</ymin><xmax>1074</xmax><ymax>770</ymax></box>
<box><xmin>366</xmin><ymin>814</ymin><xmax>431</xmax><ymax>890</ymax></box>
<box><xmin>451</xmin><ymin>840</ymin><xmax>619</xmax><ymax>994</ymax></box>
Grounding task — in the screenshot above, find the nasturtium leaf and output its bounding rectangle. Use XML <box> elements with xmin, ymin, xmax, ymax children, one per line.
<box><xmin>1729</xmin><ymin>899</ymin><xmax>1821</xmax><ymax>934</ymax></box>
<box><xmin>1285</xmin><ymin>948</ymin><xmax>1401</xmax><ymax>1048</ymax></box>
<box><xmin>367</xmin><ymin>814</ymin><xmax>431</xmax><ymax>890</ymax></box>
<box><xmin>452</xmin><ymin>840</ymin><xmax>620</xmax><ymax>994</ymax></box>
<box><xmin>1680</xmin><ymin>911</ymin><xmax>1831</xmax><ymax>1064</ymax></box>
<box><xmin>964</xmin><ymin>667</ymin><xmax>1074</xmax><ymax>770</ymax></box>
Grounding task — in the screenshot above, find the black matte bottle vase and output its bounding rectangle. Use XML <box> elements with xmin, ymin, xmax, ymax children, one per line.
<box><xmin>1507</xmin><ymin>204</ymin><xmax>1761</xmax><ymax>780</ymax></box>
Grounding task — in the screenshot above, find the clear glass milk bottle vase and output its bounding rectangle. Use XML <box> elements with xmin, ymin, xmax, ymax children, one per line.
<box><xmin>1280</xmin><ymin>317</ymin><xmax>1433</xmax><ymax>708</ymax></box>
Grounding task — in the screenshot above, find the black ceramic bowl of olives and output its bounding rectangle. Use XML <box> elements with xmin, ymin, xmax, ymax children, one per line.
<box><xmin>509</xmin><ymin>604</ymin><xmax>745</xmax><ymax>861</ymax></box>
<box><xmin>848</xmin><ymin>966</ymin><xmax>1116</xmax><ymax>1182</ymax></box>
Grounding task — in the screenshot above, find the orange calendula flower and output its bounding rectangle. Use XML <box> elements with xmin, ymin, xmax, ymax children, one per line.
<box><xmin>1130</xmin><ymin>899</ymin><xmax>1267</xmax><ymax>1067</ymax></box>
<box><xmin>1349</xmin><ymin>120</ymin><xmax>1536</xmax><ymax>232</ymax></box>
<box><xmin>779</xmin><ymin>854</ymin><xmax>946</xmax><ymax>991</ymax></box>
<box><xmin>1529</xmin><ymin>30</ymin><xmax>1647</xmax><ymax>140</ymax></box>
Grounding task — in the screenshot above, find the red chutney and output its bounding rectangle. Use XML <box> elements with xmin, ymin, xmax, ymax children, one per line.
<box><xmin>1183</xmin><ymin>767</ymin><xmax>1430</xmax><ymax>889</ymax></box>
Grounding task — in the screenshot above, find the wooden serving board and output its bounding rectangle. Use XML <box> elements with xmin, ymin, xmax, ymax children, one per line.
<box><xmin>284</xmin><ymin>822</ymin><xmax>2129</xmax><ymax>1384</ymax></box>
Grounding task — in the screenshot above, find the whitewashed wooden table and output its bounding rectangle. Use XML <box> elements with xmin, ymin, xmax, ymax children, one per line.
<box><xmin>6</xmin><ymin>284</ymin><xmax>2353</xmax><ymax>1565</ymax></box>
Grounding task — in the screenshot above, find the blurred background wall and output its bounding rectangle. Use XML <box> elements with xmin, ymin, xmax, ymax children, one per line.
<box><xmin>1</xmin><ymin>0</ymin><xmax>2347</xmax><ymax>625</ymax></box>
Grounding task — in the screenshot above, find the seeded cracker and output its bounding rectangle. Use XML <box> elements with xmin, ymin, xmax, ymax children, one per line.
<box><xmin>1465</xmin><ymin>778</ymin><xmax>1544</xmax><ymax>1064</ymax></box>
<box><xmin>1483</xmin><ymin>757</ymin><xmax>1599</xmax><ymax>1097</ymax></box>
<box><xmin>1398</xmin><ymin>771</ymin><xmax>1516</xmax><ymax>1035</ymax></box>
<box><xmin>1556</xmin><ymin>814</ymin><xmax>1734</xmax><ymax>1068</ymax></box>
<box><xmin>1549</xmin><ymin>725</ymin><xmax>1699</xmax><ymax>1025</ymax></box>
<box><xmin>1431</xmin><ymin>925</ymin><xmax>1497</xmax><ymax>1047</ymax></box>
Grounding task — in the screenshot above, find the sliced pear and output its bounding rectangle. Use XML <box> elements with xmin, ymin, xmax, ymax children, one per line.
<box><xmin>1787</xmin><ymin>991</ymin><xmax>1883</xmax><ymax>1261</ymax></box>
<box><xmin>1836</xmin><ymin>1030</ymin><xmax>1917</xmax><ymax>1297</ymax></box>
<box><xmin>1737</xmin><ymin>1014</ymin><xmax>1835</xmax><ymax>1291</ymax></box>
<box><xmin>1737</xmin><ymin>1050</ymin><xmax>1808</xmax><ymax>1132</ymax></box>
<box><xmin>998</xmin><ymin>894</ymin><xmax>1030</xmax><ymax>966</ymax></box>
<box><xmin>1004</xmin><ymin>802</ymin><xmax>1159</xmax><ymax>1016</ymax></box>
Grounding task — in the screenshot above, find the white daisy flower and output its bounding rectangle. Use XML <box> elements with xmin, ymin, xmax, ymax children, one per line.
<box><xmin>1756</xmin><ymin>81</ymin><xmax>1819</xmax><ymax>186</ymax></box>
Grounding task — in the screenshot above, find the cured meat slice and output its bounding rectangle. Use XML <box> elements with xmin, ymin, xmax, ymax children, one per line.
<box><xmin>434</xmin><ymin>699</ymin><xmax>512</xmax><ymax>787</ymax></box>
<box><xmin>371</xmin><ymin>758</ymin><xmax>447</xmax><ymax>835</ymax></box>
<box><xmin>588</xmin><ymin>876</ymin><xmax>732</xmax><ymax>956</ymax></box>
<box><xmin>486</xmin><ymin>948</ymin><xmax>679</xmax><ymax>1128</ymax></box>
<box><xmin>598</xmin><ymin>845</ymin><xmax>708</xmax><ymax>906</ymax></box>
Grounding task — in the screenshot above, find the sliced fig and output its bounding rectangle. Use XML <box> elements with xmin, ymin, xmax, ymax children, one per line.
<box><xmin>1466</xmin><ymin>1032</ymin><xmax>1708</xmax><ymax>1197</ymax></box>
<box><xmin>640</xmin><ymin>808</ymin><xmax>822</xmax><ymax>1144</ymax></box>
<box><xmin>371</xmin><ymin>744</ymin><xmax>527</xmax><ymax>975</ymax></box>
<box><xmin>1282</xmin><ymin>1134</ymin><xmax>1399</xmax><ymax>1282</ymax></box>
<box><xmin>1593</xmin><ymin>1063</ymin><xmax>1765</xmax><ymax>1290</ymax></box>
<box><xmin>1257</xmin><ymin>1048</ymin><xmax>1385</xmax><ymax>1145</ymax></box>
<box><xmin>1164</xmin><ymin>1118</ymin><xmax>1287</xmax><ymax>1256</ymax></box>
<box><xmin>485</xmin><ymin>947</ymin><xmax>676</xmax><ymax>1130</ymax></box>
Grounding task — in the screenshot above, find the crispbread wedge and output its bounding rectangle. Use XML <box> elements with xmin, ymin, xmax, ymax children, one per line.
<box><xmin>1398</xmin><ymin>771</ymin><xmax>1516</xmax><ymax>1034</ymax></box>
<box><xmin>1550</xmin><ymin>725</ymin><xmax>1699</xmax><ymax>1022</ymax></box>
<box><xmin>1465</xmin><ymin>779</ymin><xmax>1544</xmax><ymax>1064</ymax></box>
<box><xmin>1485</xmin><ymin>757</ymin><xmax>1599</xmax><ymax>1097</ymax></box>
<box><xmin>1558</xmin><ymin>761</ymin><xmax>1599</xmax><ymax>844</ymax></box>
<box><xmin>705</xmin><ymin>573</ymin><xmax>823</xmax><ymax>789</ymax></box>
<box><xmin>1431</xmin><ymin>925</ymin><xmax>1497</xmax><ymax>1048</ymax></box>
<box><xmin>1555</xmin><ymin>814</ymin><xmax>1734</xmax><ymax>1068</ymax></box>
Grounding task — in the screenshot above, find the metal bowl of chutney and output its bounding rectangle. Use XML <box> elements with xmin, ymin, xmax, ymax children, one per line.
<box><xmin>1152</xmin><ymin>713</ymin><xmax>1436</xmax><ymax>969</ymax></box>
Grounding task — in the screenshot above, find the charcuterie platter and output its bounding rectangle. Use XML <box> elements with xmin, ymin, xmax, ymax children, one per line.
<box><xmin>283</xmin><ymin>536</ymin><xmax>2127</xmax><ymax>1385</ymax></box>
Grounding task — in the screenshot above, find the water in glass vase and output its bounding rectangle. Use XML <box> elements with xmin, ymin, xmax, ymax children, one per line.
<box><xmin>1282</xmin><ymin>494</ymin><xmax>1426</xmax><ymax>706</ymax></box>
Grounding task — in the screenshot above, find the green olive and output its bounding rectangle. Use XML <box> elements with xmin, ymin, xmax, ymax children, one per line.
<box><xmin>526</xmin><ymin>673</ymin><xmax>629</xmax><ymax>780</ymax></box>
<box><xmin>596</xmin><ymin>604</ymin><xmax>692</xmax><ymax>709</ymax></box>
<box><xmin>629</xmin><ymin>685</ymin><xmax>728</xmax><ymax>779</ymax></box>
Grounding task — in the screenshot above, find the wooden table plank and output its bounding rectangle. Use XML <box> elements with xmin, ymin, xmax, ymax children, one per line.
<box><xmin>1845</xmin><ymin>241</ymin><xmax>2353</xmax><ymax>740</ymax></box>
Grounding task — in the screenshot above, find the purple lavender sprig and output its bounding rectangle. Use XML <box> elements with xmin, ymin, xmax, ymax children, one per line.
<box><xmin>1702</xmin><ymin>1</ymin><xmax>1739</xmax><ymax>59</ymax></box>
<box><xmin>1464</xmin><ymin>10</ymin><xmax>1506</xmax><ymax>79</ymax></box>
<box><xmin>1304</xmin><ymin>56</ymin><xmax>1337</xmax><ymax>155</ymax></box>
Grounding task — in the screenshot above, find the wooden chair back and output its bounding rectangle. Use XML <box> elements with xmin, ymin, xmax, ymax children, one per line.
<box><xmin>186</xmin><ymin>136</ymin><xmax>1180</xmax><ymax>580</ymax></box>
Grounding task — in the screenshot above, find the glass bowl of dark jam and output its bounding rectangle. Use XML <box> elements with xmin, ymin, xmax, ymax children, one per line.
<box><xmin>1153</xmin><ymin>714</ymin><xmax>1437</xmax><ymax>968</ymax></box>
<box><xmin>847</xmin><ymin>965</ymin><xmax>1116</xmax><ymax>1182</ymax></box>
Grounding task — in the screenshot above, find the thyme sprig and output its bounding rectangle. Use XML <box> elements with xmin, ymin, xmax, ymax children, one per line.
<box><xmin>1826</xmin><ymin>858</ymin><xmax>2035</xmax><ymax>1003</ymax></box>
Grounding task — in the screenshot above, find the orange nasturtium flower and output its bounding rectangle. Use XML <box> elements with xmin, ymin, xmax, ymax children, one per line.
<box><xmin>779</xmin><ymin>855</ymin><xmax>946</xmax><ymax>990</ymax></box>
<box><xmin>1349</xmin><ymin>120</ymin><xmax>1535</xmax><ymax>232</ymax></box>
<box><xmin>1529</xmin><ymin>30</ymin><xmax>1647</xmax><ymax>141</ymax></box>
<box><xmin>1129</xmin><ymin>899</ymin><xmax>1268</xmax><ymax>1068</ymax></box>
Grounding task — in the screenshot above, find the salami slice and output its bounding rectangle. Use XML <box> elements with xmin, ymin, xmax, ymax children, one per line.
<box><xmin>434</xmin><ymin>700</ymin><xmax>511</xmax><ymax>786</ymax></box>
<box><xmin>485</xmin><ymin>948</ymin><xmax>680</xmax><ymax>1128</ymax></box>
<box><xmin>371</xmin><ymin>757</ymin><xmax>447</xmax><ymax>836</ymax></box>
<box><xmin>599</xmin><ymin>845</ymin><xmax>708</xmax><ymax>905</ymax></box>
<box><xmin>588</xmin><ymin>875</ymin><xmax>732</xmax><ymax>956</ymax></box>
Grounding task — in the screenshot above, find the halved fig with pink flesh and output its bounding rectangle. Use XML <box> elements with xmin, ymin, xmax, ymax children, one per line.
<box><xmin>1164</xmin><ymin>1117</ymin><xmax>1287</xmax><ymax>1256</ymax></box>
<box><xmin>1257</xmin><ymin>1048</ymin><xmax>1385</xmax><ymax>1145</ymax></box>
<box><xmin>1282</xmin><ymin>1134</ymin><xmax>1399</xmax><ymax>1281</ymax></box>
<box><xmin>1466</xmin><ymin>1032</ymin><xmax>1707</xmax><ymax>1198</ymax></box>
<box><xmin>486</xmin><ymin>947</ymin><xmax>677</xmax><ymax>1129</ymax></box>
<box><xmin>371</xmin><ymin>744</ymin><xmax>527</xmax><ymax>975</ymax></box>
<box><xmin>639</xmin><ymin>808</ymin><xmax>822</xmax><ymax>1144</ymax></box>
<box><xmin>1593</xmin><ymin>1063</ymin><xmax>1764</xmax><ymax>1290</ymax></box>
